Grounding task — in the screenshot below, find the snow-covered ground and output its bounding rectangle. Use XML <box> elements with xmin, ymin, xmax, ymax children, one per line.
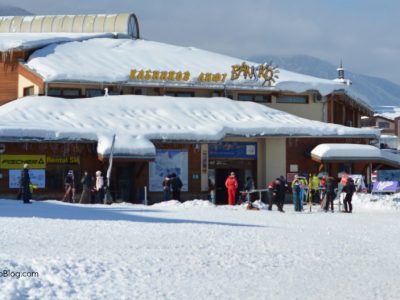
<box><xmin>0</xmin><ymin>193</ymin><xmax>399</xmax><ymax>300</ymax></box>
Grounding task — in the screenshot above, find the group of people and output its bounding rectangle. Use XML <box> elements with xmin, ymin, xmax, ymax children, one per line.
<box><xmin>222</xmin><ymin>171</ymin><xmax>356</xmax><ymax>213</ymax></box>
<box><xmin>62</xmin><ymin>170</ymin><xmax>107</xmax><ymax>204</ymax></box>
<box><xmin>162</xmin><ymin>173</ymin><xmax>183</xmax><ymax>201</ymax></box>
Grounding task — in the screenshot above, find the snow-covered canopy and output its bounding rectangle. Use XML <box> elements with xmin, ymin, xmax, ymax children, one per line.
<box><xmin>23</xmin><ymin>38</ymin><xmax>371</xmax><ymax>109</ymax></box>
<box><xmin>0</xmin><ymin>32</ymin><xmax>114</xmax><ymax>52</ymax></box>
<box><xmin>311</xmin><ymin>143</ymin><xmax>400</xmax><ymax>167</ymax></box>
<box><xmin>0</xmin><ymin>96</ymin><xmax>378</xmax><ymax>158</ymax></box>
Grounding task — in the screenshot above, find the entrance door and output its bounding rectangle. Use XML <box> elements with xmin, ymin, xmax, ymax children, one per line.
<box><xmin>115</xmin><ymin>164</ymin><xmax>135</xmax><ymax>202</ymax></box>
<box><xmin>215</xmin><ymin>168</ymin><xmax>243</xmax><ymax>204</ymax></box>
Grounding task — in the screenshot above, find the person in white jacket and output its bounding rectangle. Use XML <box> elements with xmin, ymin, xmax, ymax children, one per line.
<box><xmin>95</xmin><ymin>170</ymin><xmax>104</xmax><ymax>203</ymax></box>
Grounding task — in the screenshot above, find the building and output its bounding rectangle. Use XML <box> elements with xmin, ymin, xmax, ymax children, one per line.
<box><xmin>0</xmin><ymin>96</ymin><xmax>379</xmax><ymax>202</ymax></box>
<box><xmin>0</xmin><ymin>13</ymin><xmax>383</xmax><ymax>202</ymax></box>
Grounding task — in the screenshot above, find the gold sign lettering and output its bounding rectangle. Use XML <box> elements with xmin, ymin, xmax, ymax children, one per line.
<box><xmin>47</xmin><ymin>156</ymin><xmax>80</xmax><ymax>164</ymax></box>
<box><xmin>197</xmin><ymin>72</ymin><xmax>227</xmax><ymax>83</ymax></box>
<box><xmin>230</xmin><ymin>62</ymin><xmax>279</xmax><ymax>86</ymax></box>
<box><xmin>130</xmin><ymin>69</ymin><xmax>191</xmax><ymax>82</ymax></box>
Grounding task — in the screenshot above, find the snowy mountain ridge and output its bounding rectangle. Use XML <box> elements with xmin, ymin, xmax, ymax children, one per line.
<box><xmin>0</xmin><ymin>4</ymin><xmax>32</xmax><ymax>16</ymax></box>
<box><xmin>250</xmin><ymin>54</ymin><xmax>400</xmax><ymax>111</ymax></box>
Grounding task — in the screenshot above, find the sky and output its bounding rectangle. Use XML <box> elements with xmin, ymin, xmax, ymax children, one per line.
<box><xmin>2</xmin><ymin>0</ymin><xmax>400</xmax><ymax>85</ymax></box>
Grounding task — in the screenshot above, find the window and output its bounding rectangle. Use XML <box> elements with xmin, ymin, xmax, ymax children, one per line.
<box><xmin>165</xmin><ymin>92</ymin><xmax>194</xmax><ymax>97</ymax></box>
<box><xmin>48</xmin><ymin>88</ymin><xmax>81</xmax><ymax>98</ymax></box>
<box><xmin>23</xmin><ymin>86</ymin><xmax>35</xmax><ymax>96</ymax></box>
<box><xmin>48</xmin><ymin>89</ymin><xmax>62</xmax><ymax>97</ymax></box>
<box><xmin>277</xmin><ymin>95</ymin><xmax>308</xmax><ymax>104</ymax></box>
<box><xmin>378</xmin><ymin>122</ymin><xmax>390</xmax><ymax>129</ymax></box>
<box><xmin>237</xmin><ymin>94</ymin><xmax>271</xmax><ymax>103</ymax></box>
<box><xmin>86</xmin><ymin>89</ymin><xmax>103</xmax><ymax>97</ymax></box>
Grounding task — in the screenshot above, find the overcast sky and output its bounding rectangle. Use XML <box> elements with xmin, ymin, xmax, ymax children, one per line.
<box><xmin>3</xmin><ymin>0</ymin><xmax>400</xmax><ymax>84</ymax></box>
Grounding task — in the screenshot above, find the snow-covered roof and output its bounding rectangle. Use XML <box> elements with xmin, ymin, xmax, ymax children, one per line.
<box><xmin>0</xmin><ymin>32</ymin><xmax>114</xmax><ymax>52</ymax></box>
<box><xmin>374</xmin><ymin>109</ymin><xmax>400</xmax><ymax>121</ymax></box>
<box><xmin>311</xmin><ymin>143</ymin><xmax>400</xmax><ymax>167</ymax></box>
<box><xmin>0</xmin><ymin>96</ymin><xmax>378</xmax><ymax>158</ymax></box>
<box><xmin>22</xmin><ymin>38</ymin><xmax>371</xmax><ymax>110</ymax></box>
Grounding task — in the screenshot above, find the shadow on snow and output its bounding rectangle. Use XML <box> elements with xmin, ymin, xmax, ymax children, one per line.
<box><xmin>0</xmin><ymin>199</ymin><xmax>265</xmax><ymax>228</ymax></box>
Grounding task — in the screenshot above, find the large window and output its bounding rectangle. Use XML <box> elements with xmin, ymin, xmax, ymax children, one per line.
<box><xmin>237</xmin><ymin>94</ymin><xmax>271</xmax><ymax>103</ymax></box>
<box><xmin>48</xmin><ymin>88</ymin><xmax>81</xmax><ymax>98</ymax></box>
<box><xmin>277</xmin><ymin>95</ymin><xmax>308</xmax><ymax>104</ymax></box>
<box><xmin>165</xmin><ymin>92</ymin><xmax>194</xmax><ymax>97</ymax></box>
<box><xmin>378</xmin><ymin>121</ymin><xmax>390</xmax><ymax>129</ymax></box>
<box><xmin>86</xmin><ymin>89</ymin><xmax>103</xmax><ymax>97</ymax></box>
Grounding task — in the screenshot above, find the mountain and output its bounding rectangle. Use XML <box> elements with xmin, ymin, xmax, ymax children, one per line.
<box><xmin>250</xmin><ymin>54</ymin><xmax>400</xmax><ymax>111</ymax></box>
<box><xmin>0</xmin><ymin>4</ymin><xmax>32</xmax><ymax>16</ymax></box>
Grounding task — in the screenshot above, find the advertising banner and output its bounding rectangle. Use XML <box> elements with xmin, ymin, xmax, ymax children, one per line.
<box><xmin>208</xmin><ymin>142</ymin><xmax>257</xmax><ymax>159</ymax></box>
<box><xmin>149</xmin><ymin>150</ymin><xmax>188</xmax><ymax>192</ymax></box>
<box><xmin>372</xmin><ymin>181</ymin><xmax>400</xmax><ymax>193</ymax></box>
<box><xmin>0</xmin><ymin>155</ymin><xmax>46</xmax><ymax>169</ymax></box>
<box><xmin>9</xmin><ymin>169</ymin><xmax>46</xmax><ymax>189</ymax></box>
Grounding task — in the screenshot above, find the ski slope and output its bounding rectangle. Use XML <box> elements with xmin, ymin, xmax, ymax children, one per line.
<box><xmin>0</xmin><ymin>193</ymin><xmax>399</xmax><ymax>299</ymax></box>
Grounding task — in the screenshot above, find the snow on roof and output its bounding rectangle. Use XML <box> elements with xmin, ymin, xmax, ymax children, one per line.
<box><xmin>0</xmin><ymin>96</ymin><xmax>378</xmax><ymax>158</ymax></box>
<box><xmin>23</xmin><ymin>38</ymin><xmax>371</xmax><ymax>109</ymax></box>
<box><xmin>311</xmin><ymin>143</ymin><xmax>400</xmax><ymax>167</ymax></box>
<box><xmin>0</xmin><ymin>32</ymin><xmax>114</xmax><ymax>52</ymax></box>
<box><xmin>374</xmin><ymin>109</ymin><xmax>400</xmax><ymax>121</ymax></box>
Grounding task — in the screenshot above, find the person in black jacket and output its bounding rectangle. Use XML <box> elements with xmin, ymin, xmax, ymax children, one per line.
<box><xmin>272</xmin><ymin>178</ymin><xmax>285</xmax><ymax>212</ymax></box>
<box><xmin>20</xmin><ymin>163</ymin><xmax>32</xmax><ymax>204</ymax></box>
<box><xmin>342</xmin><ymin>177</ymin><xmax>355</xmax><ymax>213</ymax></box>
<box><xmin>324</xmin><ymin>177</ymin><xmax>337</xmax><ymax>212</ymax></box>
<box><xmin>170</xmin><ymin>173</ymin><xmax>183</xmax><ymax>201</ymax></box>
<box><xmin>79</xmin><ymin>171</ymin><xmax>92</xmax><ymax>204</ymax></box>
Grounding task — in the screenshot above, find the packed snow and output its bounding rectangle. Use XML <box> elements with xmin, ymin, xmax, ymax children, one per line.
<box><xmin>0</xmin><ymin>96</ymin><xmax>378</xmax><ymax>157</ymax></box>
<box><xmin>311</xmin><ymin>143</ymin><xmax>400</xmax><ymax>165</ymax></box>
<box><xmin>0</xmin><ymin>193</ymin><xmax>400</xmax><ymax>299</ymax></box>
<box><xmin>23</xmin><ymin>38</ymin><xmax>370</xmax><ymax>108</ymax></box>
<box><xmin>0</xmin><ymin>33</ymin><xmax>114</xmax><ymax>52</ymax></box>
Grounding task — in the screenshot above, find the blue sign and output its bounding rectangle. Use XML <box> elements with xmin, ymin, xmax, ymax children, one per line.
<box><xmin>377</xmin><ymin>170</ymin><xmax>400</xmax><ymax>181</ymax></box>
<box><xmin>209</xmin><ymin>142</ymin><xmax>257</xmax><ymax>159</ymax></box>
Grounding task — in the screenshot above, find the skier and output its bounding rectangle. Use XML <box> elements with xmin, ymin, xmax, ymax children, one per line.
<box><xmin>63</xmin><ymin>170</ymin><xmax>75</xmax><ymax>202</ymax></box>
<box><xmin>324</xmin><ymin>176</ymin><xmax>337</xmax><ymax>212</ymax></box>
<box><xmin>342</xmin><ymin>177</ymin><xmax>355</xmax><ymax>213</ymax></box>
<box><xmin>309</xmin><ymin>173</ymin><xmax>320</xmax><ymax>204</ymax></box>
<box><xmin>162</xmin><ymin>175</ymin><xmax>171</xmax><ymax>201</ymax></box>
<box><xmin>291</xmin><ymin>176</ymin><xmax>302</xmax><ymax>211</ymax></box>
<box><xmin>95</xmin><ymin>170</ymin><xmax>105</xmax><ymax>203</ymax></box>
<box><xmin>170</xmin><ymin>173</ymin><xmax>183</xmax><ymax>201</ymax></box>
<box><xmin>79</xmin><ymin>171</ymin><xmax>92</xmax><ymax>204</ymax></box>
<box><xmin>225</xmin><ymin>172</ymin><xmax>238</xmax><ymax>205</ymax></box>
<box><xmin>20</xmin><ymin>163</ymin><xmax>32</xmax><ymax>204</ymax></box>
<box><xmin>272</xmin><ymin>178</ymin><xmax>285</xmax><ymax>212</ymax></box>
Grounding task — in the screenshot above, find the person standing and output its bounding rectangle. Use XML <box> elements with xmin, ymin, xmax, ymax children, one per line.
<box><xmin>79</xmin><ymin>171</ymin><xmax>92</xmax><ymax>204</ymax></box>
<box><xmin>342</xmin><ymin>177</ymin><xmax>355</xmax><ymax>213</ymax></box>
<box><xmin>225</xmin><ymin>172</ymin><xmax>238</xmax><ymax>205</ymax></box>
<box><xmin>208</xmin><ymin>177</ymin><xmax>216</xmax><ymax>204</ymax></box>
<box><xmin>170</xmin><ymin>173</ymin><xmax>183</xmax><ymax>201</ymax></box>
<box><xmin>272</xmin><ymin>178</ymin><xmax>285</xmax><ymax>212</ymax></box>
<box><xmin>324</xmin><ymin>176</ymin><xmax>337</xmax><ymax>212</ymax></box>
<box><xmin>95</xmin><ymin>170</ymin><xmax>105</xmax><ymax>204</ymax></box>
<box><xmin>309</xmin><ymin>173</ymin><xmax>320</xmax><ymax>204</ymax></box>
<box><xmin>20</xmin><ymin>163</ymin><xmax>32</xmax><ymax>204</ymax></box>
<box><xmin>162</xmin><ymin>175</ymin><xmax>171</xmax><ymax>201</ymax></box>
<box><xmin>291</xmin><ymin>176</ymin><xmax>302</xmax><ymax>212</ymax></box>
<box><xmin>63</xmin><ymin>170</ymin><xmax>75</xmax><ymax>203</ymax></box>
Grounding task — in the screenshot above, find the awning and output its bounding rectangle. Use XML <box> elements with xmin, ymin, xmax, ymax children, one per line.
<box><xmin>311</xmin><ymin>143</ymin><xmax>400</xmax><ymax>168</ymax></box>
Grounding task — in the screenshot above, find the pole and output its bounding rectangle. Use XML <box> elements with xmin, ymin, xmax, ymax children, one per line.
<box><xmin>144</xmin><ymin>186</ymin><xmax>148</xmax><ymax>206</ymax></box>
<box><xmin>104</xmin><ymin>134</ymin><xmax>116</xmax><ymax>204</ymax></box>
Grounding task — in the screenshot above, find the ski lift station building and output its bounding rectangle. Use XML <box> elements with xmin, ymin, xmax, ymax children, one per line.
<box><xmin>0</xmin><ymin>13</ymin><xmax>391</xmax><ymax>203</ymax></box>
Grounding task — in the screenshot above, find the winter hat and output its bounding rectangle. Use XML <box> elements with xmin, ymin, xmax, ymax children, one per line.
<box><xmin>96</xmin><ymin>170</ymin><xmax>102</xmax><ymax>176</ymax></box>
<box><xmin>23</xmin><ymin>163</ymin><xmax>29</xmax><ymax>169</ymax></box>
